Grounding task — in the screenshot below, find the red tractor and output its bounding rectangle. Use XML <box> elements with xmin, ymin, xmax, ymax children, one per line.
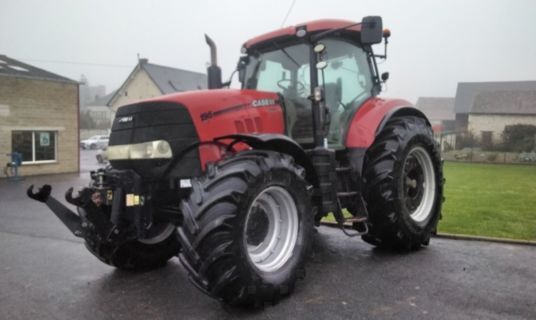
<box><xmin>29</xmin><ymin>16</ymin><xmax>443</xmax><ymax>306</ymax></box>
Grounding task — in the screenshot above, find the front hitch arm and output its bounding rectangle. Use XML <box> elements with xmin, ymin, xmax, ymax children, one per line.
<box><xmin>65</xmin><ymin>187</ymin><xmax>83</xmax><ymax>206</ymax></box>
<box><xmin>27</xmin><ymin>184</ymin><xmax>86</xmax><ymax>237</ymax></box>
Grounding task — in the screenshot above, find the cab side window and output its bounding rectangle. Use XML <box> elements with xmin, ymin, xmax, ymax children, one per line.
<box><xmin>319</xmin><ymin>39</ymin><xmax>373</xmax><ymax>147</ymax></box>
<box><xmin>256</xmin><ymin>61</ymin><xmax>290</xmax><ymax>94</ymax></box>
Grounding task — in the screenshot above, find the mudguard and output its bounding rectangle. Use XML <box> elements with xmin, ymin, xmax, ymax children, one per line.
<box><xmin>345</xmin><ymin>97</ymin><xmax>430</xmax><ymax>148</ymax></box>
<box><xmin>216</xmin><ymin>133</ymin><xmax>317</xmax><ymax>185</ymax></box>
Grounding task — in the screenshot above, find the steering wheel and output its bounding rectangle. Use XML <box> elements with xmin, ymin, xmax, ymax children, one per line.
<box><xmin>277</xmin><ymin>79</ymin><xmax>306</xmax><ymax>93</ymax></box>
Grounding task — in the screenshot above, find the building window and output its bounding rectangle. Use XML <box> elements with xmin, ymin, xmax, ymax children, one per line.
<box><xmin>12</xmin><ymin>131</ymin><xmax>57</xmax><ymax>164</ymax></box>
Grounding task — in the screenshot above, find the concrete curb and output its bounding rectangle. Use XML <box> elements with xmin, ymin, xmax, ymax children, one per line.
<box><xmin>434</xmin><ymin>232</ymin><xmax>536</xmax><ymax>246</ymax></box>
<box><xmin>319</xmin><ymin>221</ymin><xmax>536</xmax><ymax>246</ymax></box>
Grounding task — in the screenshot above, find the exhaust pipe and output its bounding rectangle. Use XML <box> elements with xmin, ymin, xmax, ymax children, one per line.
<box><xmin>205</xmin><ymin>34</ymin><xmax>222</xmax><ymax>89</ymax></box>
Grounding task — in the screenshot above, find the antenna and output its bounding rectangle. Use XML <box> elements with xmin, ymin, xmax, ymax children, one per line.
<box><xmin>280</xmin><ymin>0</ymin><xmax>297</xmax><ymax>27</ymax></box>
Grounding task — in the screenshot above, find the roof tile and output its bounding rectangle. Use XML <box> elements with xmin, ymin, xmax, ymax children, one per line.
<box><xmin>471</xmin><ymin>90</ymin><xmax>536</xmax><ymax>115</ymax></box>
<box><xmin>141</xmin><ymin>62</ymin><xmax>207</xmax><ymax>94</ymax></box>
<box><xmin>454</xmin><ymin>81</ymin><xmax>536</xmax><ymax>114</ymax></box>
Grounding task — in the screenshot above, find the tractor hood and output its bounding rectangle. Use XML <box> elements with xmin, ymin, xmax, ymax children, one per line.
<box><xmin>109</xmin><ymin>88</ymin><xmax>285</xmax><ymax>178</ymax></box>
<box><xmin>144</xmin><ymin>89</ymin><xmax>286</xmax><ymax>141</ymax></box>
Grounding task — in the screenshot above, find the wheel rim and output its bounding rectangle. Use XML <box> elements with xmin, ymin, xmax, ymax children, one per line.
<box><xmin>403</xmin><ymin>146</ymin><xmax>436</xmax><ymax>223</ymax></box>
<box><xmin>244</xmin><ymin>186</ymin><xmax>299</xmax><ymax>273</ymax></box>
<box><xmin>138</xmin><ymin>223</ymin><xmax>175</xmax><ymax>245</ymax></box>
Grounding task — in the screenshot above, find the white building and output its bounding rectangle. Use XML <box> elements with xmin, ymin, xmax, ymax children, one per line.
<box><xmin>107</xmin><ymin>58</ymin><xmax>207</xmax><ymax>112</ymax></box>
<box><xmin>468</xmin><ymin>90</ymin><xmax>536</xmax><ymax>145</ymax></box>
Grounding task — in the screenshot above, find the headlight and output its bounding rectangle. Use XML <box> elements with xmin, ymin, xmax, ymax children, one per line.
<box><xmin>106</xmin><ymin>140</ymin><xmax>173</xmax><ymax>160</ymax></box>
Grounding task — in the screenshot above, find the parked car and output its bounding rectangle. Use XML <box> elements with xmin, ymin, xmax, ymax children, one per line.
<box><xmin>80</xmin><ymin>135</ymin><xmax>109</xmax><ymax>150</ymax></box>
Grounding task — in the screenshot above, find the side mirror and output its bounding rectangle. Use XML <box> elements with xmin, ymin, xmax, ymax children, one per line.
<box><xmin>360</xmin><ymin>16</ymin><xmax>383</xmax><ymax>45</ymax></box>
<box><xmin>381</xmin><ymin>72</ymin><xmax>389</xmax><ymax>82</ymax></box>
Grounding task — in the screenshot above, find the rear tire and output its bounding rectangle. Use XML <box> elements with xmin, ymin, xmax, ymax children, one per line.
<box><xmin>362</xmin><ymin>116</ymin><xmax>443</xmax><ymax>251</ymax></box>
<box><xmin>84</xmin><ymin>223</ymin><xmax>180</xmax><ymax>271</ymax></box>
<box><xmin>178</xmin><ymin>150</ymin><xmax>313</xmax><ymax>306</ymax></box>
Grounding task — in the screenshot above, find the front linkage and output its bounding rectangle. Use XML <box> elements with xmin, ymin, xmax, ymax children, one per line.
<box><xmin>27</xmin><ymin>169</ymin><xmax>157</xmax><ymax>255</ymax></box>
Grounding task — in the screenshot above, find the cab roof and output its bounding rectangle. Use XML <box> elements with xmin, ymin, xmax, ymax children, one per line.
<box><xmin>243</xmin><ymin>19</ymin><xmax>362</xmax><ymax>50</ymax></box>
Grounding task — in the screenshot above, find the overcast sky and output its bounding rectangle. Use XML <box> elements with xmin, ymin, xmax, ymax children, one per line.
<box><xmin>2</xmin><ymin>0</ymin><xmax>535</xmax><ymax>103</ymax></box>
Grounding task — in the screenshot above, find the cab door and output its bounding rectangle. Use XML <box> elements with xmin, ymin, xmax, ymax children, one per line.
<box><xmin>317</xmin><ymin>38</ymin><xmax>373</xmax><ymax>148</ymax></box>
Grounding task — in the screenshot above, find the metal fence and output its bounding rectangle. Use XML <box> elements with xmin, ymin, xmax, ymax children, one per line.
<box><xmin>442</xmin><ymin>149</ymin><xmax>536</xmax><ymax>164</ymax></box>
<box><xmin>434</xmin><ymin>131</ymin><xmax>536</xmax><ymax>165</ymax></box>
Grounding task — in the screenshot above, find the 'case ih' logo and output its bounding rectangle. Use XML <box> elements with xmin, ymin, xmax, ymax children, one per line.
<box><xmin>118</xmin><ymin>116</ymin><xmax>133</xmax><ymax>123</ymax></box>
<box><xmin>251</xmin><ymin>99</ymin><xmax>275</xmax><ymax>107</ymax></box>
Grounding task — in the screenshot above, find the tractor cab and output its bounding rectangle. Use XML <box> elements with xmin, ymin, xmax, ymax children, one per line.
<box><xmin>236</xmin><ymin>17</ymin><xmax>387</xmax><ymax>149</ymax></box>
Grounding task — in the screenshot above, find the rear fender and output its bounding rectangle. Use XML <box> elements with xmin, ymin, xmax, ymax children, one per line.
<box><xmin>345</xmin><ymin>98</ymin><xmax>430</xmax><ymax>176</ymax></box>
<box><xmin>376</xmin><ymin>107</ymin><xmax>430</xmax><ymax>136</ymax></box>
<box><xmin>345</xmin><ymin>97</ymin><xmax>429</xmax><ymax>148</ymax></box>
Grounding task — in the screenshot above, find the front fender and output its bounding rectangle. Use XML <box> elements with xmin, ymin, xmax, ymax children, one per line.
<box><xmin>217</xmin><ymin>133</ymin><xmax>317</xmax><ymax>186</ymax></box>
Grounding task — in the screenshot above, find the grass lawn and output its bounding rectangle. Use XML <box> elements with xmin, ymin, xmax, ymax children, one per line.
<box><xmin>323</xmin><ymin>162</ymin><xmax>536</xmax><ymax>241</ymax></box>
<box><xmin>439</xmin><ymin>162</ymin><xmax>536</xmax><ymax>241</ymax></box>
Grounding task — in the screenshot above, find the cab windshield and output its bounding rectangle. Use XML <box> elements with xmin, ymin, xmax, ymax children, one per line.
<box><xmin>243</xmin><ymin>39</ymin><xmax>373</xmax><ymax>147</ymax></box>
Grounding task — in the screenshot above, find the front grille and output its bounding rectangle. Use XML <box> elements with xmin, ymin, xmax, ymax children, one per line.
<box><xmin>109</xmin><ymin>101</ymin><xmax>201</xmax><ymax>179</ymax></box>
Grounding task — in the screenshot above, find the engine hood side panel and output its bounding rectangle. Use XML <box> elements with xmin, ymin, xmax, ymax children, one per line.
<box><xmin>154</xmin><ymin>89</ymin><xmax>285</xmax><ymax>141</ymax></box>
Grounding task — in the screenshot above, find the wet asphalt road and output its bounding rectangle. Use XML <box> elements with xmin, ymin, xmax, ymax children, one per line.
<box><xmin>0</xmin><ymin>150</ymin><xmax>535</xmax><ymax>320</ymax></box>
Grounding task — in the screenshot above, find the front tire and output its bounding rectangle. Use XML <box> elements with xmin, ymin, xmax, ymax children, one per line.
<box><xmin>362</xmin><ymin>116</ymin><xmax>443</xmax><ymax>250</ymax></box>
<box><xmin>178</xmin><ymin>150</ymin><xmax>313</xmax><ymax>306</ymax></box>
<box><xmin>84</xmin><ymin>223</ymin><xmax>180</xmax><ymax>271</ymax></box>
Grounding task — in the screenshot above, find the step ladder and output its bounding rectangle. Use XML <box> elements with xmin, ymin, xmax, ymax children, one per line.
<box><xmin>310</xmin><ymin>147</ymin><xmax>368</xmax><ymax>237</ymax></box>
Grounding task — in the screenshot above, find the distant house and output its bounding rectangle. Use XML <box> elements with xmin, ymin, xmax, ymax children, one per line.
<box><xmin>107</xmin><ymin>58</ymin><xmax>207</xmax><ymax>111</ymax></box>
<box><xmin>79</xmin><ymin>74</ymin><xmax>106</xmax><ymax>108</ymax></box>
<box><xmin>80</xmin><ymin>90</ymin><xmax>117</xmax><ymax>140</ymax></box>
<box><xmin>453</xmin><ymin>81</ymin><xmax>536</xmax><ymax>132</ymax></box>
<box><xmin>468</xmin><ymin>90</ymin><xmax>536</xmax><ymax>145</ymax></box>
<box><xmin>416</xmin><ymin>97</ymin><xmax>456</xmax><ymax>132</ymax></box>
<box><xmin>415</xmin><ymin>97</ymin><xmax>456</xmax><ymax>151</ymax></box>
<box><xmin>84</xmin><ymin>90</ymin><xmax>116</xmax><ymax>124</ymax></box>
<box><xmin>83</xmin><ymin>105</ymin><xmax>112</xmax><ymax>125</ymax></box>
<box><xmin>0</xmin><ymin>54</ymin><xmax>79</xmax><ymax>176</ymax></box>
